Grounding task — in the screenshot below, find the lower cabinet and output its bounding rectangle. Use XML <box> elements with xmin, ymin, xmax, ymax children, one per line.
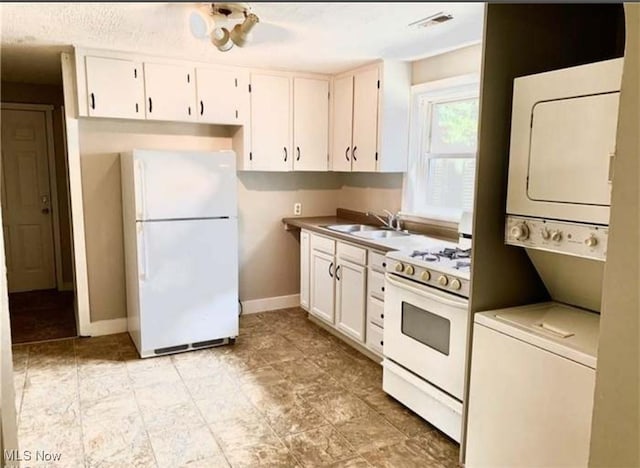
<box><xmin>304</xmin><ymin>231</ymin><xmax>378</xmax><ymax>352</ymax></box>
<box><xmin>300</xmin><ymin>231</ymin><xmax>310</xmax><ymax>310</ymax></box>
<box><xmin>310</xmin><ymin>248</ymin><xmax>335</xmax><ymax>324</ymax></box>
<box><xmin>336</xmin><ymin>257</ymin><xmax>366</xmax><ymax>342</ymax></box>
<box><xmin>365</xmin><ymin>251</ymin><xmax>387</xmax><ymax>357</ymax></box>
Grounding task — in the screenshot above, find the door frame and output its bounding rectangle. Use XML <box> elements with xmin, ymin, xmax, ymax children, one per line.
<box><xmin>0</xmin><ymin>103</ymin><xmax>66</xmax><ymax>291</ymax></box>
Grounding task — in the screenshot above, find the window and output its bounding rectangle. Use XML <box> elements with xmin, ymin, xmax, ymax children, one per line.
<box><xmin>403</xmin><ymin>74</ymin><xmax>480</xmax><ymax>223</ymax></box>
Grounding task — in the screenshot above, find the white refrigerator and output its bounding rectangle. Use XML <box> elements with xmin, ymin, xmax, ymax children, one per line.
<box><xmin>120</xmin><ymin>149</ymin><xmax>238</xmax><ymax>358</ymax></box>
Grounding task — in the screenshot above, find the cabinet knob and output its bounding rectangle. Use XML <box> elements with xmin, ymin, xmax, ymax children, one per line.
<box><xmin>352</xmin><ymin>146</ymin><xmax>358</xmax><ymax>162</ymax></box>
<box><xmin>345</xmin><ymin>147</ymin><xmax>350</xmax><ymax>162</ymax></box>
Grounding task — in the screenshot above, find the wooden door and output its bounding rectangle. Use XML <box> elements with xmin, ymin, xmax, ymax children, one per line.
<box><xmin>293</xmin><ymin>78</ymin><xmax>329</xmax><ymax>171</ymax></box>
<box><xmin>336</xmin><ymin>259</ymin><xmax>366</xmax><ymax>342</ymax></box>
<box><xmin>196</xmin><ymin>67</ymin><xmax>250</xmax><ymax>125</ymax></box>
<box><xmin>1</xmin><ymin>109</ymin><xmax>55</xmax><ymax>292</ymax></box>
<box><xmin>85</xmin><ymin>56</ymin><xmax>144</xmax><ymax>119</ymax></box>
<box><xmin>331</xmin><ymin>75</ymin><xmax>354</xmax><ymax>172</ymax></box>
<box><xmin>144</xmin><ymin>63</ymin><xmax>196</xmax><ymax>122</ymax></box>
<box><xmin>352</xmin><ymin>67</ymin><xmax>380</xmax><ymax>172</ymax></box>
<box><xmin>249</xmin><ymin>73</ymin><xmax>292</xmax><ymax>171</ymax></box>
<box><xmin>310</xmin><ymin>250</ymin><xmax>335</xmax><ymax>324</ymax></box>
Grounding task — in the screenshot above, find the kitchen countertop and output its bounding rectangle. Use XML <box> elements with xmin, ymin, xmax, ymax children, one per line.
<box><xmin>282</xmin><ymin>215</ymin><xmax>456</xmax><ymax>253</ymax></box>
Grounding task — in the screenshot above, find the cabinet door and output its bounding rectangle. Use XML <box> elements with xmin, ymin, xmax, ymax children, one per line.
<box><xmin>144</xmin><ymin>63</ymin><xmax>196</xmax><ymax>122</ymax></box>
<box><xmin>331</xmin><ymin>75</ymin><xmax>354</xmax><ymax>172</ymax></box>
<box><xmin>293</xmin><ymin>78</ymin><xmax>329</xmax><ymax>171</ymax></box>
<box><xmin>352</xmin><ymin>67</ymin><xmax>379</xmax><ymax>172</ymax></box>
<box><xmin>300</xmin><ymin>231</ymin><xmax>310</xmax><ymax>310</ymax></box>
<box><xmin>85</xmin><ymin>56</ymin><xmax>144</xmax><ymax>119</ymax></box>
<box><xmin>310</xmin><ymin>250</ymin><xmax>335</xmax><ymax>324</ymax></box>
<box><xmin>196</xmin><ymin>67</ymin><xmax>250</xmax><ymax>125</ymax></box>
<box><xmin>250</xmin><ymin>73</ymin><xmax>292</xmax><ymax>171</ymax></box>
<box><xmin>336</xmin><ymin>260</ymin><xmax>366</xmax><ymax>342</ymax></box>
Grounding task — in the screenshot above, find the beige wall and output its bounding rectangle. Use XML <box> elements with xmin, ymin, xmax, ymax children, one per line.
<box><xmin>412</xmin><ymin>43</ymin><xmax>482</xmax><ymax>85</ymax></box>
<box><xmin>589</xmin><ymin>4</ymin><xmax>639</xmax><ymax>466</ymax></box>
<box><xmin>1</xmin><ymin>81</ymin><xmax>74</xmax><ymax>285</ymax></box>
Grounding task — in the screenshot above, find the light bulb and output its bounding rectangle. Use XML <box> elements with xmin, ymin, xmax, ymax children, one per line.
<box><xmin>189</xmin><ymin>7</ymin><xmax>214</xmax><ymax>39</ymax></box>
<box><xmin>211</xmin><ymin>27</ymin><xmax>233</xmax><ymax>52</ymax></box>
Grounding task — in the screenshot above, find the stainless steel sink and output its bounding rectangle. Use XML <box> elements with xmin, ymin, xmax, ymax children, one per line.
<box><xmin>324</xmin><ymin>224</ymin><xmax>382</xmax><ymax>233</ymax></box>
<box><xmin>351</xmin><ymin>230</ymin><xmax>410</xmax><ymax>239</ymax></box>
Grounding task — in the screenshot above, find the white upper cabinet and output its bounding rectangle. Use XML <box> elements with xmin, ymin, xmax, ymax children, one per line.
<box><xmin>331</xmin><ymin>61</ymin><xmax>411</xmax><ymax>173</ymax></box>
<box><xmin>85</xmin><ymin>56</ymin><xmax>144</xmax><ymax>119</ymax></box>
<box><xmin>293</xmin><ymin>77</ymin><xmax>329</xmax><ymax>171</ymax></box>
<box><xmin>331</xmin><ymin>75</ymin><xmax>354</xmax><ymax>172</ymax></box>
<box><xmin>196</xmin><ymin>67</ymin><xmax>249</xmax><ymax>125</ymax></box>
<box><xmin>144</xmin><ymin>62</ymin><xmax>196</xmax><ymax>122</ymax></box>
<box><xmin>352</xmin><ymin>66</ymin><xmax>380</xmax><ymax>172</ymax></box>
<box><xmin>249</xmin><ymin>73</ymin><xmax>292</xmax><ymax>171</ymax></box>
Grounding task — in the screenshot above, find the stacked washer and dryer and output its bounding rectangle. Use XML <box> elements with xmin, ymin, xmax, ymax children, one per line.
<box><xmin>465</xmin><ymin>58</ymin><xmax>623</xmax><ymax>467</ymax></box>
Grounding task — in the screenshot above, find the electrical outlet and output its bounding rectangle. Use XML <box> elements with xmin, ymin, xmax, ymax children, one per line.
<box><xmin>294</xmin><ymin>202</ymin><xmax>302</xmax><ymax>216</ymax></box>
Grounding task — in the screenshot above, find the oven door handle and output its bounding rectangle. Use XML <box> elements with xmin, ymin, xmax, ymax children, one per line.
<box><xmin>385</xmin><ymin>274</ymin><xmax>467</xmax><ymax>308</ymax></box>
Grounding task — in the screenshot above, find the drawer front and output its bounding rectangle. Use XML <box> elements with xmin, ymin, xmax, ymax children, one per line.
<box><xmin>337</xmin><ymin>242</ymin><xmax>367</xmax><ymax>266</ymax></box>
<box><xmin>367</xmin><ymin>322</ymin><xmax>384</xmax><ymax>355</ymax></box>
<box><xmin>311</xmin><ymin>233</ymin><xmax>336</xmax><ymax>255</ymax></box>
<box><xmin>369</xmin><ymin>251</ymin><xmax>388</xmax><ymax>272</ymax></box>
<box><xmin>368</xmin><ymin>270</ymin><xmax>385</xmax><ymax>300</ymax></box>
<box><xmin>368</xmin><ymin>295</ymin><xmax>385</xmax><ymax>328</ymax></box>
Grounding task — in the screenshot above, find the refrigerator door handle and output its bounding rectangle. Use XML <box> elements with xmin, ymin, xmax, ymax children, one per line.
<box><xmin>135</xmin><ymin>159</ymin><xmax>147</xmax><ymax>220</ymax></box>
<box><xmin>137</xmin><ymin>223</ymin><xmax>148</xmax><ymax>281</ymax></box>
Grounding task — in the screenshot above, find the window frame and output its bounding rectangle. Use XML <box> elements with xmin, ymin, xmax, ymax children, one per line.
<box><xmin>401</xmin><ymin>73</ymin><xmax>480</xmax><ymax>225</ymax></box>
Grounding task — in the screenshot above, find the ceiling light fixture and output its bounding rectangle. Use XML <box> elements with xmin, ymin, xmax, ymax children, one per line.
<box><xmin>190</xmin><ymin>3</ymin><xmax>260</xmax><ymax>52</ymax></box>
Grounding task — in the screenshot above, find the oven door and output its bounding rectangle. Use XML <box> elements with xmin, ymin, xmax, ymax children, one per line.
<box><xmin>384</xmin><ymin>273</ymin><xmax>469</xmax><ymax>400</ymax></box>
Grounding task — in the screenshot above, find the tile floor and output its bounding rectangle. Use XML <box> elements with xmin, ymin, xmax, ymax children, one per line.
<box><xmin>9</xmin><ymin>289</ymin><xmax>77</xmax><ymax>344</ymax></box>
<box><xmin>12</xmin><ymin>308</ymin><xmax>459</xmax><ymax>467</ymax></box>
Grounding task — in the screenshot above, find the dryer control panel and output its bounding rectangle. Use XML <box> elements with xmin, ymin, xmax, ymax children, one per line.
<box><xmin>505</xmin><ymin>215</ymin><xmax>608</xmax><ymax>261</ymax></box>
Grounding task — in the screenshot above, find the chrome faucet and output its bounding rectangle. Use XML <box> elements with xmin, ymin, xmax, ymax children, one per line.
<box><xmin>367</xmin><ymin>209</ymin><xmax>402</xmax><ymax>231</ymax></box>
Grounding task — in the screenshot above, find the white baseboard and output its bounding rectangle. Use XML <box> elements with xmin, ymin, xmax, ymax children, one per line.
<box><xmin>89</xmin><ymin>318</ymin><xmax>127</xmax><ymax>336</ymax></box>
<box><xmin>241</xmin><ymin>294</ymin><xmax>300</xmax><ymax>315</ymax></box>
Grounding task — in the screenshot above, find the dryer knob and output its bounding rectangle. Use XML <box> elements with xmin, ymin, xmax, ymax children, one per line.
<box><xmin>551</xmin><ymin>231</ymin><xmax>562</xmax><ymax>242</ymax></box>
<box><xmin>404</xmin><ymin>265</ymin><xmax>415</xmax><ymax>276</ymax></box>
<box><xmin>438</xmin><ymin>275</ymin><xmax>448</xmax><ymax>286</ymax></box>
<box><xmin>421</xmin><ymin>270</ymin><xmax>431</xmax><ymax>282</ymax></box>
<box><xmin>510</xmin><ymin>223</ymin><xmax>529</xmax><ymax>241</ymax></box>
<box><xmin>541</xmin><ymin>228</ymin><xmax>551</xmax><ymax>240</ymax></box>
<box><xmin>450</xmin><ymin>279</ymin><xmax>462</xmax><ymax>291</ymax></box>
<box><xmin>585</xmin><ymin>235</ymin><xmax>598</xmax><ymax>247</ymax></box>
<box><xmin>395</xmin><ymin>263</ymin><xmax>404</xmax><ymax>272</ymax></box>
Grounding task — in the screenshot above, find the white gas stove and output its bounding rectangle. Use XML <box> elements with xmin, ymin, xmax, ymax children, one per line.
<box><xmin>382</xmin><ymin>212</ymin><xmax>473</xmax><ymax>443</ymax></box>
<box><xmin>385</xmin><ymin>245</ymin><xmax>471</xmax><ymax>298</ymax></box>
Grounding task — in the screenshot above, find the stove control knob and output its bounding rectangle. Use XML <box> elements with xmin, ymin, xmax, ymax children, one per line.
<box><xmin>551</xmin><ymin>230</ymin><xmax>562</xmax><ymax>242</ymax></box>
<box><xmin>541</xmin><ymin>228</ymin><xmax>551</xmax><ymax>240</ymax></box>
<box><xmin>450</xmin><ymin>279</ymin><xmax>462</xmax><ymax>291</ymax></box>
<box><xmin>585</xmin><ymin>235</ymin><xmax>598</xmax><ymax>247</ymax></box>
<box><xmin>404</xmin><ymin>265</ymin><xmax>415</xmax><ymax>276</ymax></box>
<box><xmin>421</xmin><ymin>270</ymin><xmax>431</xmax><ymax>282</ymax></box>
<box><xmin>438</xmin><ymin>275</ymin><xmax>448</xmax><ymax>286</ymax></box>
<box><xmin>510</xmin><ymin>222</ymin><xmax>529</xmax><ymax>241</ymax></box>
<box><xmin>395</xmin><ymin>263</ymin><xmax>404</xmax><ymax>272</ymax></box>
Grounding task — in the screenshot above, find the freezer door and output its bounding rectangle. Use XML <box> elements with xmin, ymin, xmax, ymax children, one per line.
<box><xmin>137</xmin><ymin>218</ymin><xmax>238</xmax><ymax>352</ymax></box>
<box><xmin>133</xmin><ymin>150</ymin><xmax>237</xmax><ymax>220</ymax></box>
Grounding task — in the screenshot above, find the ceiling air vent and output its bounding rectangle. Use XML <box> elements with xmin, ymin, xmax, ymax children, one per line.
<box><xmin>409</xmin><ymin>12</ymin><xmax>454</xmax><ymax>29</ymax></box>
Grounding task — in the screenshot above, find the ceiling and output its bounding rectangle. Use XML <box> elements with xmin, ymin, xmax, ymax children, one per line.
<box><xmin>0</xmin><ymin>2</ymin><xmax>484</xmax><ymax>85</ymax></box>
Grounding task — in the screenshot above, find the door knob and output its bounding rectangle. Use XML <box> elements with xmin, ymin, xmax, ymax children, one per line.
<box><xmin>41</xmin><ymin>207</ymin><xmax>50</xmax><ymax>214</ymax></box>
